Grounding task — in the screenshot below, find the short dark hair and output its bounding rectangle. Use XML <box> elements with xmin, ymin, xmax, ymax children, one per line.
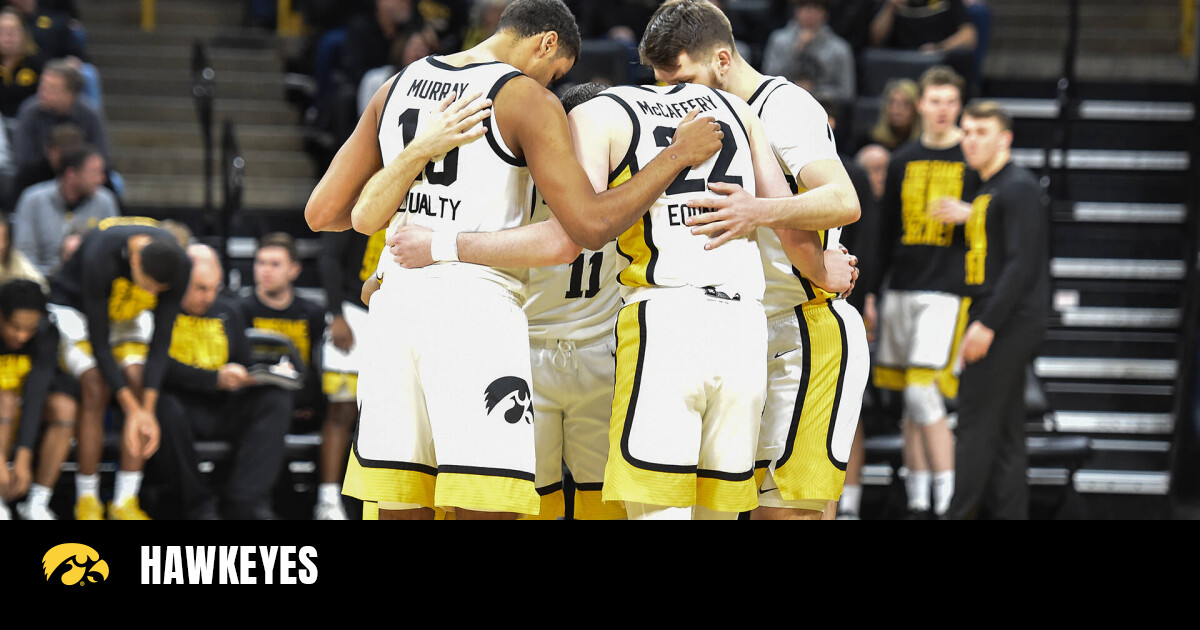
<box><xmin>43</xmin><ymin>60</ymin><xmax>84</xmax><ymax>95</ymax></box>
<box><xmin>59</xmin><ymin>144</ymin><xmax>102</xmax><ymax>175</ymax></box>
<box><xmin>497</xmin><ymin>0</ymin><xmax>581</xmax><ymax>60</ymax></box>
<box><xmin>918</xmin><ymin>65</ymin><xmax>965</xmax><ymax>100</ymax></box>
<box><xmin>0</xmin><ymin>279</ymin><xmax>47</xmax><ymax>319</ymax></box>
<box><xmin>257</xmin><ymin>232</ymin><xmax>299</xmax><ymax>263</ymax></box>
<box><xmin>793</xmin><ymin>0</ymin><xmax>828</xmax><ymax>9</ymax></box>
<box><xmin>141</xmin><ymin>236</ymin><xmax>186</xmax><ymax>285</ymax></box>
<box><xmin>640</xmin><ymin>0</ymin><xmax>737</xmax><ymax>71</ymax></box>
<box><xmin>559</xmin><ymin>82</ymin><xmax>608</xmax><ymax>113</ymax></box>
<box><xmin>962</xmin><ymin>100</ymin><xmax>1014</xmax><ymax>132</ymax></box>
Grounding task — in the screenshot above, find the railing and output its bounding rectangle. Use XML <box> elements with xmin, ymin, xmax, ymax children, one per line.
<box><xmin>1184</xmin><ymin>0</ymin><xmax>1196</xmax><ymax>57</ymax></box>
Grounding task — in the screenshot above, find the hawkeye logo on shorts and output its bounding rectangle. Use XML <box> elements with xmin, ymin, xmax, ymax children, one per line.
<box><xmin>43</xmin><ymin>543</ymin><xmax>110</xmax><ymax>586</ymax></box>
<box><xmin>484</xmin><ymin>376</ymin><xmax>533</xmax><ymax>425</ymax></box>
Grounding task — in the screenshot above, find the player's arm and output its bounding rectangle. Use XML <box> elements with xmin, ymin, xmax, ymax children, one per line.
<box><xmin>504</xmin><ymin>78</ymin><xmax>722</xmax><ymax>251</ymax></box>
<box><xmin>350</xmin><ymin>90</ymin><xmax>494</xmax><ymax>235</ymax></box>
<box><xmin>685</xmin><ymin>95</ymin><xmax>860</xmax><ymax>238</ymax></box>
<box><xmin>389</xmin><ymin>212</ymin><xmax>582</xmax><ymax>269</ymax></box>
<box><xmin>12</xmin><ymin>329</ymin><xmax>56</xmax><ymax>479</ymax></box>
<box><xmin>80</xmin><ymin>259</ymin><xmax>130</xmax><ymax>401</ymax></box>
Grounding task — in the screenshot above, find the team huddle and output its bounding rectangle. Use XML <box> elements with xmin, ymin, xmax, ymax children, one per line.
<box><xmin>307</xmin><ymin>0</ymin><xmax>870</xmax><ymax>520</ymax></box>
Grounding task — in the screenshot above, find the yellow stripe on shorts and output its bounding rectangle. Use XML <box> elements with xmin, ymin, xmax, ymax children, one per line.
<box><xmin>341</xmin><ymin>448</ymin><xmax>436</xmax><ymax>507</ymax></box>
<box><xmin>772</xmin><ymin>302</ymin><xmax>850</xmax><ymax>503</ymax></box>
<box><xmin>322</xmin><ymin>371</ymin><xmax>358</xmax><ymax>398</ymax></box>
<box><xmin>520</xmin><ymin>484</ymin><xmax>565</xmax><ymax>521</ymax></box>
<box><xmin>935</xmin><ymin>296</ymin><xmax>972</xmax><ymax>399</ymax></box>
<box><xmin>434</xmin><ymin>468</ymin><xmax>540</xmax><ymax>516</ymax></box>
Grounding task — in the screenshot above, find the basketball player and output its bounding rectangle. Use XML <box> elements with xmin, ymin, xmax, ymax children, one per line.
<box><xmin>0</xmin><ymin>280</ymin><xmax>77</xmax><ymax>520</ymax></box>
<box><xmin>313</xmin><ymin>227</ymin><xmax>386</xmax><ymax>519</ymax></box>
<box><xmin>863</xmin><ymin>66</ymin><xmax>977</xmax><ymax>518</ymax></box>
<box><xmin>932</xmin><ymin>102</ymin><xmax>1049</xmax><ymax>519</ymax></box>
<box><xmin>306</xmin><ymin>0</ymin><xmax>725</xmax><ymax>520</ymax></box>
<box><xmin>47</xmin><ymin>217</ymin><xmax>191</xmax><ymax>520</ymax></box>
<box><xmin>638</xmin><ymin>0</ymin><xmax>871</xmax><ymax>520</ymax></box>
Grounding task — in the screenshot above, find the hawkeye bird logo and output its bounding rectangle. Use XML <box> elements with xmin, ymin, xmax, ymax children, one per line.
<box><xmin>484</xmin><ymin>376</ymin><xmax>533</xmax><ymax>424</ymax></box>
<box><xmin>43</xmin><ymin>544</ymin><xmax>109</xmax><ymax>586</ymax></box>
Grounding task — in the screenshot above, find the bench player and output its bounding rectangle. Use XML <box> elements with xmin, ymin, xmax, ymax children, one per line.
<box><xmin>306</xmin><ymin>0</ymin><xmax>724</xmax><ymax>520</ymax></box>
<box><xmin>640</xmin><ymin>0</ymin><xmax>870</xmax><ymax>520</ymax></box>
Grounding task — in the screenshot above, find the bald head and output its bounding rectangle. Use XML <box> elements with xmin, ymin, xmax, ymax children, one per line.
<box><xmin>182</xmin><ymin>244</ymin><xmax>224</xmax><ymax>316</ymax></box>
<box><xmin>855</xmin><ymin>144</ymin><xmax>890</xmax><ymax>201</ymax></box>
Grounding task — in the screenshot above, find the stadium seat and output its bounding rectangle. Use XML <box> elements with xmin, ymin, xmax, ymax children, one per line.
<box><xmin>564</xmin><ymin>39</ymin><xmax>632</xmax><ymax>87</ymax></box>
<box><xmin>859</xmin><ymin>48</ymin><xmax>947</xmax><ymax>97</ymax></box>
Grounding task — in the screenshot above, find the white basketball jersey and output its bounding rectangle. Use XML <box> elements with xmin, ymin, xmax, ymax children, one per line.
<box><xmin>600</xmin><ymin>84</ymin><xmax>764</xmax><ymax>304</ymax></box>
<box><xmin>376</xmin><ymin>56</ymin><xmax>536</xmax><ymax>298</ymax></box>
<box><xmin>524</xmin><ymin>191</ymin><xmax>620</xmax><ymax>342</ymax></box>
<box><xmin>747</xmin><ymin>76</ymin><xmax>843</xmax><ymax>315</ymax></box>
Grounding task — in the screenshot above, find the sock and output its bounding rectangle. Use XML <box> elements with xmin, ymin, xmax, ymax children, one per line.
<box><xmin>624</xmin><ymin>502</ymin><xmax>691</xmax><ymax>520</ymax></box>
<box><xmin>840</xmin><ymin>484</ymin><xmax>862</xmax><ymax>515</ymax></box>
<box><xmin>317</xmin><ymin>483</ymin><xmax>342</xmax><ymax>505</ymax></box>
<box><xmin>906</xmin><ymin>470</ymin><xmax>931</xmax><ymax>511</ymax></box>
<box><xmin>75</xmin><ymin>473</ymin><xmax>99</xmax><ymax>500</ymax></box>
<box><xmin>114</xmin><ymin>470</ymin><xmax>143</xmax><ymax>505</ymax></box>
<box><xmin>932</xmin><ymin>471</ymin><xmax>955</xmax><ymax>516</ymax></box>
<box><xmin>28</xmin><ymin>484</ymin><xmax>52</xmax><ymax>509</ymax></box>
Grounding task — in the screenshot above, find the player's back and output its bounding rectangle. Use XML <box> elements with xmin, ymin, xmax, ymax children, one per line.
<box><xmin>599</xmin><ymin>84</ymin><xmax>764</xmax><ymax>304</ymax></box>
<box><xmin>375</xmin><ymin>56</ymin><xmax>535</xmax><ymax>297</ymax></box>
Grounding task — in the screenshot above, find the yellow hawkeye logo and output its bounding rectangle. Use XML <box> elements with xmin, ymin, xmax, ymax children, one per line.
<box><xmin>43</xmin><ymin>544</ymin><xmax>110</xmax><ymax>586</ymax></box>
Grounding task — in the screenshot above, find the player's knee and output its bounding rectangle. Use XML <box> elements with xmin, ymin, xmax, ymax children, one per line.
<box><xmin>904</xmin><ymin>384</ymin><xmax>946</xmax><ymax>426</ymax></box>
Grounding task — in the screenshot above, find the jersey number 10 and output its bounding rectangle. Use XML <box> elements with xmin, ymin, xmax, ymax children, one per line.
<box><xmin>399</xmin><ymin>108</ymin><xmax>460</xmax><ymax>185</ymax></box>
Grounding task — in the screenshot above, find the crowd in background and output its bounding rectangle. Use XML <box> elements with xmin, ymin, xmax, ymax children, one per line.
<box><xmin>0</xmin><ymin>0</ymin><xmax>1019</xmax><ymax>519</ymax></box>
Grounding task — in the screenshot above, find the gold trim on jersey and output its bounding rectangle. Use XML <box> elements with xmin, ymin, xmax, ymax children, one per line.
<box><xmin>520</xmin><ymin>487</ymin><xmax>565</xmax><ymax>521</ymax></box>
<box><xmin>965</xmin><ymin>195</ymin><xmax>991</xmax><ymax>286</ymax></box>
<box><xmin>322</xmin><ymin>371</ymin><xmax>359</xmax><ymax>398</ymax></box>
<box><xmin>360</xmin><ymin>229</ymin><xmax>388</xmax><ymax>282</ymax></box>
<box><xmin>610</xmin><ymin>164</ymin><xmax>657</xmax><ymax>290</ymax></box>
<box><xmin>576</xmin><ymin>488</ymin><xmax>627</xmax><ymax>520</ymax></box>
<box><xmin>900</xmin><ymin>160</ymin><xmax>965</xmax><ymax>247</ymax></box>
<box><xmin>434</xmin><ymin>472</ymin><xmax>540</xmax><ymax>516</ymax></box>
<box><xmin>98</xmin><ymin>216</ymin><xmax>161</xmax><ymax>231</ymax></box>
<box><xmin>771</xmin><ymin>302</ymin><xmax>850</xmax><ymax>502</ymax></box>
<box><xmin>108</xmin><ymin>277</ymin><xmax>157</xmax><ymax>322</ymax></box>
<box><xmin>342</xmin><ymin>449</ymin><xmax>436</xmax><ymax>506</ymax></box>
<box><xmin>0</xmin><ymin>354</ymin><xmax>32</xmax><ymax>392</ymax></box>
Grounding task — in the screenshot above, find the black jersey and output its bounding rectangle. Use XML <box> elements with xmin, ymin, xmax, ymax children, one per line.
<box><xmin>165</xmin><ymin>296</ymin><xmax>251</xmax><ymax>393</ymax></box>
<box><xmin>48</xmin><ymin>217</ymin><xmax>191</xmax><ymax>394</ymax></box>
<box><xmin>964</xmin><ymin>162</ymin><xmax>1050</xmax><ymax>330</ymax></box>
<box><xmin>4</xmin><ymin>319</ymin><xmax>58</xmax><ymax>451</ymax></box>
<box><xmin>238</xmin><ymin>292</ymin><xmax>326</xmax><ymax>408</ymax></box>
<box><xmin>869</xmin><ymin>139</ymin><xmax>979</xmax><ymax>296</ymax></box>
<box><xmin>318</xmin><ymin>229</ymin><xmax>386</xmax><ymax>315</ymax></box>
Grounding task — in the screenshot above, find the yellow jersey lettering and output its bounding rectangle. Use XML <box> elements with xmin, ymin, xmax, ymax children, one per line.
<box><xmin>964</xmin><ymin>194</ymin><xmax>991</xmax><ymax>286</ymax></box>
<box><xmin>251</xmin><ymin>318</ymin><xmax>310</xmax><ymax>365</ymax></box>
<box><xmin>0</xmin><ymin>354</ymin><xmax>32</xmax><ymax>392</ymax></box>
<box><xmin>169</xmin><ymin>316</ymin><xmax>228</xmax><ymax>370</ymax></box>
<box><xmin>108</xmin><ymin>277</ymin><xmax>158</xmax><ymax>322</ymax></box>
<box><xmin>901</xmin><ymin>160</ymin><xmax>963</xmax><ymax>247</ymax></box>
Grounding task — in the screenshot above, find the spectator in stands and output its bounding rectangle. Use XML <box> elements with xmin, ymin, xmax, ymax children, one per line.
<box><xmin>462</xmin><ymin>0</ymin><xmax>509</xmax><ymax>50</ymax></box>
<box><xmin>342</xmin><ymin>0</ymin><xmax>428</xmax><ymax>88</ymax></box>
<box><xmin>0</xmin><ymin>213</ymin><xmax>43</xmax><ymax>287</ymax></box>
<box><xmin>12</xmin><ymin>61</ymin><xmax>109</xmax><ymax>195</ymax></box>
<box><xmin>8</xmin><ymin>0</ymin><xmax>83</xmax><ymax>62</ymax></box>
<box><xmin>239</xmin><ymin>233</ymin><xmax>326</xmax><ymax>431</ymax></box>
<box><xmin>870</xmin><ymin>78</ymin><xmax>920</xmax><ymax>150</ymax></box>
<box><xmin>827</xmin><ymin>0</ymin><xmax>875</xmax><ymax>53</ymax></box>
<box><xmin>13</xmin><ymin>144</ymin><xmax>116</xmax><ymax>276</ymax></box>
<box><xmin>856</xmin><ymin>143</ymin><xmax>889</xmax><ymax>203</ymax></box>
<box><xmin>414</xmin><ymin>0</ymin><xmax>469</xmax><ymax>54</ymax></box>
<box><xmin>357</xmin><ymin>28</ymin><xmax>435</xmax><ymax>115</ymax></box>
<box><xmin>9</xmin><ymin>120</ymin><xmax>78</xmax><ymax>205</ymax></box>
<box><xmin>0</xmin><ymin>7</ymin><xmax>42</xmax><ymax>119</ymax></box>
<box><xmin>0</xmin><ymin>278</ymin><xmax>76</xmax><ymax>520</ymax></box>
<box><xmin>763</xmin><ymin>0</ymin><xmax>855</xmax><ymax>104</ymax></box>
<box><xmin>153</xmin><ymin>244</ymin><xmax>292</xmax><ymax>520</ymax></box>
<box><xmin>868</xmin><ymin>0</ymin><xmax>978</xmax><ymax>84</ymax></box>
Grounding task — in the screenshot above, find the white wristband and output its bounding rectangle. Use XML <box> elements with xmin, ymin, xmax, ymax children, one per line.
<box><xmin>430</xmin><ymin>231</ymin><xmax>460</xmax><ymax>263</ymax></box>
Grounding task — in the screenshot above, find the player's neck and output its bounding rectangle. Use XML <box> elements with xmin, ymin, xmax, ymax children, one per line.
<box><xmin>978</xmin><ymin>151</ymin><xmax>1011</xmax><ymax>181</ymax></box>
<box><xmin>921</xmin><ymin>126</ymin><xmax>963</xmax><ymax>150</ymax></box>
<box><xmin>257</xmin><ymin>286</ymin><xmax>294</xmax><ymax>311</ymax></box>
<box><xmin>725</xmin><ymin>57</ymin><xmax>764</xmax><ymax>104</ymax></box>
<box><xmin>452</xmin><ymin>32</ymin><xmax>515</xmax><ymax>67</ymax></box>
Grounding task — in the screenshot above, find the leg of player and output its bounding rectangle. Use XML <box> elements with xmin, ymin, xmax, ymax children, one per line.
<box><xmin>902</xmin><ymin>416</ymin><xmax>932</xmax><ymax>517</ymax></box>
<box><xmin>0</xmin><ymin>390</ymin><xmax>14</xmax><ymax>509</ymax></box>
<box><xmin>923</xmin><ymin>418</ymin><xmax>955</xmax><ymax>518</ymax></box>
<box><xmin>74</xmin><ymin>367</ymin><xmax>109</xmax><ymax>520</ymax></box>
<box><xmin>752</xmin><ymin>505</ymin><xmax>825</xmax><ymax>521</ymax></box>
<box><xmin>18</xmin><ymin>394</ymin><xmax>77</xmax><ymax>520</ymax></box>
<box><xmin>624</xmin><ymin>502</ymin><xmax>692</xmax><ymax>520</ymax></box>
<box><xmin>378</xmin><ymin>506</ymin><xmax>436</xmax><ymax>520</ymax></box>
<box><xmin>110</xmin><ymin>363</ymin><xmax>150</xmax><ymax>520</ymax></box>
<box><xmin>456</xmin><ymin>508</ymin><xmax>517</xmax><ymax>521</ymax></box>
<box><xmin>837</xmin><ymin>423</ymin><xmax>866</xmax><ymax>519</ymax></box>
<box><xmin>316</xmin><ymin>401</ymin><xmax>356</xmax><ymax>520</ymax></box>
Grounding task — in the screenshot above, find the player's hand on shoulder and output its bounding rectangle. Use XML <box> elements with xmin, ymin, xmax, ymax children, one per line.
<box><xmin>410</xmin><ymin>91</ymin><xmax>492</xmax><ymax>160</ymax></box>
<box><xmin>929</xmin><ymin>197</ymin><xmax>972</xmax><ymax>225</ymax></box>
<box><xmin>388</xmin><ymin>225</ymin><xmax>436</xmax><ymax>269</ymax></box>
<box><xmin>686</xmin><ymin>182</ymin><xmax>768</xmax><ymax>250</ymax></box>
<box><xmin>671</xmin><ymin>109</ymin><xmax>723</xmax><ymax>168</ymax></box>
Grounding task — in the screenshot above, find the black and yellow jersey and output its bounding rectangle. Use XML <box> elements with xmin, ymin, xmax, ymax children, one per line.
<box><xmin>5</xmin><ymin>319</ymin><xmax>57</xmax><ymax>452</ymax></box>
<box><xmin>47</xmin><ymin>216</ymin><xmax>191</xmax><ymax>394</ymax></box>
<box><xmin>238</xmin><ymin>292</ymin><xmax>326</xmax><ymax>408</ymax></box>
<box><xmin>319</xmin><ymin>229</ymin><xmax>387</xmax><ymax>314</ymax></box>
<box><xmin>165</xmin><ymin>295</ymin><xmax>250</xmax><ymax>393</ymax></box>
<box><xmin>868</xmin><ymin>140</ymin><xmax>979</xmax><ymax>296</ymax></box>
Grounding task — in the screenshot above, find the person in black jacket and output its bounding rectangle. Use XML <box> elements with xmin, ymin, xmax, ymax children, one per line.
<box><xmin>153</xmin><ymin>244</ymin><xmax>292</xmax><ymax>520</ymax></box>
<box><xmin>929</xmin><ymin>101</ymin><xmax>1048</xmax><ymax>519</ymax></box>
